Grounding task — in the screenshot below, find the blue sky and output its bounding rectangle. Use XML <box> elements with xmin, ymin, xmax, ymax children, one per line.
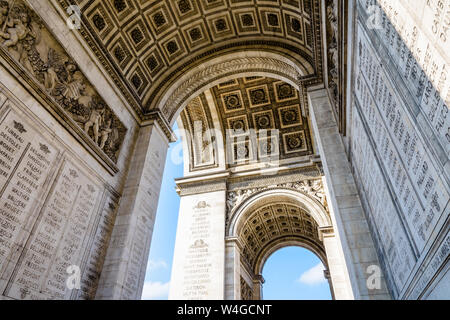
<box><xmin>141</xmin><ymin>124</ymin><xmax>183</xmax><ymax>300</ymax></box>
<box><xmin>141</xmin><ymin>125</ymin><xmax>331</xmax><ymax>300</ymax></box>
<box><xmin>262</xmin><ymin>247</ymin><xmax>332</xmax><ymax>300</ymax></box>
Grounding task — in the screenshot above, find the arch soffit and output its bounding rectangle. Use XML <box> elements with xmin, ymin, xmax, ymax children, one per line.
<box><xmin>228</xmin><ymin>188</ymin><xmax>332</xmax><ymax>238</ymax></box>
<box><xmin>153</xmin><ymin>50</ymin><xmax>314</xmax><ymax>126</ymax></box>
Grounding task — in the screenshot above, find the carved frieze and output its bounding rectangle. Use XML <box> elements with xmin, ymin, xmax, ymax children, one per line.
<box><xmin>326</xmin><ymin>0</ymin><xmax>339</xmax><ymax>104</ymax></box>
<box><xmin>240</xmin><ymin>276</ymin><xmax>253</xmax><ymax>301</ymax></box>
<box><xmin>226</xmin><ymin>178</ymin><xmax>328</xmax><ymax>217</ymax></box>
<box><xmin>325</xmin><ymin>0</ymin><xmax>346</xmax><ymax>133</ymax></box>
<box><xmin>0</xmin><ymin>0</ymin><xmax>127</xmax><ymax>164</ymax></box>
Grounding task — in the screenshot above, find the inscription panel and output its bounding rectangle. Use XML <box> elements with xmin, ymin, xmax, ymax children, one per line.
<box><xmin>358</xmin><ymin>0</ymin><xmax>450</xmax><ymax>157</ymax></box>
<box><xmin>182</xmin><ymin>203</ymin><xmax>213</xmax><ymax>299</ymax></box>
<box><xmin>121</xmin><ymin>128</ymin><xmax>167</xmax><ymax>299</ymax></box>
<box><xmin>4</xmin><ymin>159</ymin><xmax>103</xmax><ymax>300</ymax></box>
<box><xmin>352</xmin><ymin>9</ymin><xmax>450</xmax><ymax>298</ymax></box>
<box><xmin>356</xmin><ymin>24</ymin><xmax>449</xmax><ymax>252</ymax></box>
<box><xmin>0</xmin><ymin>106</ymin><xmax>60</xmax><ymax>279</ymax></box>
<box><xmin>408</xmin><ymin>230</ymin><xmax>450</xmax><ymax>299</ymax></box>
<box><xmin>75</xmin><ymin>193</ymin><xmax>119</xmax><ymax>300</ymax></box>
<box><xmin>169</xmin><ymin>191</ymin><xmax>226</xmax><ymax>300</ymax></box>
<box><xmin>0</xmin><ymin>97</ymin><xmax>120</xmax><ymax>300</ymax></box>
<box><xmin>351</xmin><ymin>105</ymin><xmax>416</xmax><ymax>292</ymax></box>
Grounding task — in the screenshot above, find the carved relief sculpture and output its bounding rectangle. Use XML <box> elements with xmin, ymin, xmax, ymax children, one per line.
<box><xmin>326</xmin><ymin>0</ymin><xmax>339</xmax><ymax>109</ymax></box>
<box><xmin>226</xmin><ymin>179</ymin><xmax>329</xmax><ymax>218</ymax></box>
<box><xmin>0</xmin><ymin>0</ymin><xmax>126</xmax><ymax>163</ymax></box>
<box><xmin>240</xmin><ymin>277</ymin><xmax>253</xmax><ymax>300</ymax></box>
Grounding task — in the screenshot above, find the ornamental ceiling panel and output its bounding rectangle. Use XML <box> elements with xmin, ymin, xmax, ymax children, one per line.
<box><xmin>211</xmin><ymin>76</ymin><xmax>314</xmax><ymax>165</ymax></box>
<box><xmin>180</xmin><ymin>92</ymin><xmax>218</xmax><ymax>171</ymax></box>
<box><xmin>179</xmin><ymin>76</ymin><xmax>314</xmax><ymax>171</ymax></box>
<box><xmin>238</xmin><ymin>202</ymin><xmax>322</xmax><ymax>269</ymax></box>
<box><xmin>56</xmin><ymin>0</ymin><xmax>324</xmax><ymax>118</ymax></box>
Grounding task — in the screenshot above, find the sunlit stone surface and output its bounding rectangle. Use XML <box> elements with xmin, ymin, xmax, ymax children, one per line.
<box><xmin>0</xmin><ymin>0</ymin><xmax>447</xmax><ymax>300</ymax></box>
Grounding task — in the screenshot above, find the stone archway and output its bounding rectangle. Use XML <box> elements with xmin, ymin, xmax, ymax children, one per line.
<box><xmin>225</xmin><ymin>188</ymin><xmax>347</xmax><ymax>300</ymax></box>
<box><xmin>255</xmin><ymin>238</ymin><xmax>328</xmax><ymax>277</ymax></box>
<box><xmin>154</xmin><ymin>50</ymin><xmax>314</xmax><ymax>126</ymax></box>
<box><xmin>97</xmin><ymin>50</ymin><xmax>389</xmax><ymax>300</ymax></box>
<box><xmin>0</xmin><ymin>0</ymin><xmax>445</xmax><ymax>302</ymax></box>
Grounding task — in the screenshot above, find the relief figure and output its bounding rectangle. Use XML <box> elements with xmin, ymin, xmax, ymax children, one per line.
<box><xmin>0</xmin><ymin>0</ymin><xmax>126</xmax><ymax>163</ymax></box>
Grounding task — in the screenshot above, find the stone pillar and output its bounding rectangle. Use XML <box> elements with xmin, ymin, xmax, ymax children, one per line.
<box><xmin>224</xmin><ymin>238</ymin><xmax>241</xmax><ymax>300</ymax></box>
<box><xmin>252</xmin><ymin>275</ymin><xmax>264</xmax><ymax>300</ymax></box>
<box><xmin>319</xmin><ymin>226</ymin><xmax>352</xmax><ymax>299</ymax></box>
<box><xmin>308</xmin><ymin>88</ymin><xmax>390</xmax><ymax>299</ymax></box>
<box><xmin>96</xmin><ymin>122</ymin><xmax>170</xmax><ymax>299</ymax></box>
<box><xmin>323</xmin><ymin>269</ymin><xmax>335</xmax><ymax>300</ymax></box>
<box><xmin>169</xmin><ymin>173</ymin><xmax>228</xmax><ymax>300</ymax></box>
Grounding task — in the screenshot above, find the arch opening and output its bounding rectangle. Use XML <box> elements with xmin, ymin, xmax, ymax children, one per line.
<box><xmin>229</xmin><ymin>189</ymin><xmax>337</xmax><ymax>300</ymax></box>
<box><xmin>152</xmin><ymin>71</ymin><xmax>346</xmax><ymax>301</ymax></box>
<box><xmin>261</xmin><ymin>246</ymin><xmax>333</xmax><ymax>300</ymax></box>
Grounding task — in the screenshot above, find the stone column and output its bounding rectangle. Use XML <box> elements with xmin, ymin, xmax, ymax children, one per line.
<box><xmin>319</xmin><ymin>226</ymin><xmax>352</xmax><ymax>299</ymax></box>
<box><xmin>96</xmin><ymin>122</ymin><xmax>170</xmax><ymax>299</ymax></box>
<box><xmin>252</xmin><ymin>275</ymin><xmax>264</xmax><ymax>300</ymax></box>
<box><xmin>224</xmin><ymin>238</ymin><xmax>242</xmax><ymax>300</ymax></box>
<box><xmin>169</xmin><ymin>173</ymin><xmax>228</xmax><ymax>300</ymax></box>
<box><xmin>323</xmin><ymin>269</ymin><xmax>335</xmax><ymax>300</ymax></box>
<box><xmin>308</xmin><ymin>87</ymin><xmax>390</xmax><ymax>299</ymax></box>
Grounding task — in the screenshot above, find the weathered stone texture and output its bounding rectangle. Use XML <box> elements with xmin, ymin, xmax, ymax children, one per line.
<box><xmin>351</xmin><ymin>0</ymin><xmax>449</xmax><ymax>299</ymax></box>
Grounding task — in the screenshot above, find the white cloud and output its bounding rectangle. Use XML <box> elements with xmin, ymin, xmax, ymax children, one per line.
<box><xmin>297</xmin><ymin>263</ymin><xmax>327</xmax><ymax>286</ymax></box>
<box><xmin>147</xmin><ymin>259</ymin><xmax>168</xmax><ymax>272</ymax></box>
<box><xmin>141</xmin><ymin>281</ymin><xmax>170</xmax><ymax>300</ymax></box>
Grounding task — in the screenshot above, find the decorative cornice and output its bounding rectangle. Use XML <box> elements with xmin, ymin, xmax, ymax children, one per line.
<box><xmin>176</xmin><ymin>171</ymin><xmax>229</xmax><ymax>196</ymax></box>
<box><xmin>318</xmin><ymin>226</ymin><xmax>335</xmax><ymax>241</ymax></box>
<box><xmin>176</xmin><ymin>180</ymin><xmax>227</xmax><ymax>196</ymax></box>
<box><xmin>141</xmin><ymin>110</ymin><xmax>176</xmax><ymax>143</ymax></box>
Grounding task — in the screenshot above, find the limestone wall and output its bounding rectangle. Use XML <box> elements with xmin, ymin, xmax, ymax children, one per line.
<box><xmin>350</xmin><ymin>0</ymin><xmax>449</xmax><ymax>299</ymax></box>
<box><xmin>0</xmin><ymin>0</ymin><xmax>139</xmax><ymax>300</ymax></box>
<box><xmin>169</xmin><ymin>188</ymin><xmax>227</xmax><ymax>300</ymax></box>
<box><xmin>0</xmin><ymin>83</ymin><xmax>133</xmax><ymax>300</ymax></box>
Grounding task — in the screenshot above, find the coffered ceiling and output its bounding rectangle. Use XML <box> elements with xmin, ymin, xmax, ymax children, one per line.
<box><xmin>211</xmin><ymin>76</ymin><xmax>314</xmax><ymax>164</ymax></box>
<box><xmin>57</xmin><ymin>0</ymin><xmax>324</xmax><ymax>119</ymax></box>
<box><xmin>238</xmin><ymin>202</ymin><xmax>322</xmax><ymax>271</ymax></box>
<box><xmin>179</xmin><ymin>76</ymin><xmax>314</xmax><ymax>171</ymax></box>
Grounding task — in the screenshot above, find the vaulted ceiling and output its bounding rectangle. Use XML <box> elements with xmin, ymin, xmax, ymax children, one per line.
<box><xmin>58</xmin><ymin>0</ymin><xmax>324</xmax><ymax>119</ymax></box>
<box><xmin>179</xmin><ymin>76</ymin><xmax>314</xmax><ymax>171</ymax></box>
<box><xmin>238</xmin><ymin>201</ymin><xmax>322</xmax><ymax>272</ymax></box>
<box><xmin>211</xmin><ymin>76</ymin><xmax>313</xmax><ymax>162</ymax></box>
